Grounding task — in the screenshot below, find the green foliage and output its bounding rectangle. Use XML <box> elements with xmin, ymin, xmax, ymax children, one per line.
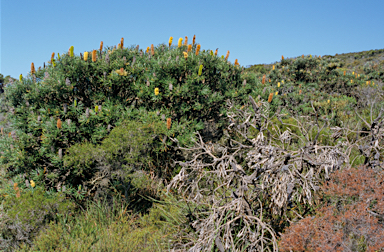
<box><xmin>29</xmin><ymin>193</ymin><xmax>190</xmax><ymax>251</ymax></box>
<box><xmin>0</xmin><ymin>187</ymin><xmax>75</xmax><ymax>251</ymax></box>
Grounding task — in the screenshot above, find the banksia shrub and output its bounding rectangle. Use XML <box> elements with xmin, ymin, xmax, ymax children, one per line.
<box><xmin>92</xmin><ymin>50</ymin><xmax>97</xmax><ymax>62</ymax></box>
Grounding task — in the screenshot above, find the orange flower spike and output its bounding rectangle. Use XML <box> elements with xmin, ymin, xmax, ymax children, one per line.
<box><xmin>196</xmin><ymin>44</ymin><xmax>201</xmax><ymax>56</ymax></box>
<box><xmin>262</xmin><ymin>75</ymin><xmax>266</xmax><ymax>84</ymax></box>
<box><xmin>31</xmin><ymin>63</ymin><xmax>35</xmax><ymax>74</ymax></box>
<box><xmin>57</xmin><ymin>119</ymin><xmax>62</xmax><ymax>129</ymax></box>
<box><xmin>151</xmin><ymin>44</ymin><xmax>155</xmax><ymax>56</ymax></box>
<box><xmin>184</xmin><ymin>36</ymin><xmax>188</xmax><ymax>45</ymax></box>
<box><xmin>215</xmin><ymin>48</ymin><xmax>218</xmax><ymax>56</ymax></box>
<box><xmin>51</xmin><ymin>52</ymin><xmax>55</xmax><ymax>61</ymax></box>
<box><xmin>120</xmin><ymin>37</ymin><xmax>124</xmax><ymax>49</ymax></box>
<box><xmin>299</xmin><ymin>89</ymin><xmax>302</xmax><ymax>95</ymax></box>
<box><xmin>282</xmin><ymin>55</ymin><xmax>284</xmax><ymax>60</ymax></box>
<box><xmin>187</xmin><ymin>44</ymin><xmax>192</xmax><ymax>53</ymax></box>
<box><xmin>268</xmin><ymin>93</ymin><xmax>274</xmax><ymax>103</ymax></box>
<box><xmin>92</xmin><ymin>50</ymin><xmax>97</xmax><ymax>62</ymax></box>
<box><xmin>225</xmin><ymin>50</ymin><xmax>230</xmax><ymax>61</ymax></box>
<box><xmin>343</xmin><ymin>70</ymin><xmax>346</xmax><ymax>76</ymax></box>
<box><xmin>234</xmin><ymin>59</ymin><xmax>239</xmax><ymax>66</ymax></box>
<box><xmin>192</xmin><ymin>35</ymin><xmax>196</xmax><ymax>45</ymax></box>
<box><xmin>302</xmin><ymin>54</ymin><xmax>304</xmax><ymax>59</ymax></box>
<box><xmin>167</xmin><ymin>118</ymin><xmax>172</xmax><ymax>129</ymax></box>
<box><xmin>99</xmin><ymin>41</ymin><xmax>103</xmax><ymax>52</ymax></box>
<box><xmin>146</xmin><ymin>47</ymin><xmax>150</xmax><ymax>53</ymax></box>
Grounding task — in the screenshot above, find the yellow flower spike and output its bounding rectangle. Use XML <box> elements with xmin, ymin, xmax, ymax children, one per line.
<box><xmin>99</xmin><ymin>41</ymin><xmax>103</xmax><ymax>52</ymax></box>
<box><xmin>169</xmin><ymin>36</ymin><xmax>173</xmax><ymax>47</ymax></box>
<box><xmin>327</xmin><ymin>99</ymin><xmax>330</xmax><ymax>103</ymax></box>
<box><xmin>146</xmin><ymin>47</ymin><xmax>149</xmax><ymax>53</ymax></box>
<box><xmin>154</xmin><ymin>88</ymin><xmax>159</xmax><ymax>96</ymax></box>
<box><xmin>221</xmin><ymin>55</ymin><xmax>224</xmax><ymax>59</ymax></box>
<box><xmin>151</xmin><ymin>44</ymin><xmax>155</xmax><ymax>56</ymax></box>
<box><xmin>351</xmin><ymin>80</ymin><xmax>353</xmax><ymax>83</ymax></box>
<box><xmin>278</xmin><ymin>82</ymin><xmax>280</xmax><ymax>87</ymax></box>
<box><xmin>275</xmin><ymin>91</ymin><xmax>278</xmax><ymax>95</ymax></box>
<box><xmin>192</xmin><ymin>35</ymin><xmax>196</xmax><ymax>45</ymax></box>
<box><xmin>19</xmin><ymin>74</ymin><xmax>23</xmax><ymax>82</ymax></box>
<box><xmin>57</xmin><ymin>53</ymin><xmax>61</xmax><ymax>60</ymax></box>
<box><xmin>183</xmin><ymin>52</ymin><xmax>188</xmax><ymax>59</ymax></box>
<box><xmin>198</xmin><ymin>65</ymin><xmax>203</xmax><ymax>76</ymax></box>
<box><xmin>210</xmin><ymin>50</ymin><xmax>213</xmax><ymax>56</ymax></box>
<box><xmin>215</xmin><ymin>48</ymin><xmax>218</xmax><ymax>56</ymax></box>
<box><xmin>74</xmin><ymin>99</ymin><xmax>77</xmax><ymax>107</ymax></box>
<box><xmin>225</xmin><ymin>50</ymin><xmax>230</xmax><ymax>61</ymax></box>
<box><xmin>84</xmin><ymin>51</ymin><xmax>89</xmax><ymax>61</ymax></box>
<box><xmin>178</xmin><ymin>38</ymin><xmax>183</xmax><ymax>48</ymax></box>
<box><xmin>120</xmin><ymin>37</ymin><xmax>124</xmax><ymax>49</ymax></box>
<box><xmin>372</xmin><ymin>82</ymin><xmax>374</xmax><ymax>86</ymax></box>
<box><xmin>273</xmin><ymin>65</ymin><xmax>275</xmax><ymax>70</ymax></box>
<box><xmin>358</xmin><ymin>74</ymin><xmax>360</xmax><ymax>77</ymax></box>
<box><xmin>30</xmin><ymin>180</ymin><xmax>35</xmax><ymax>188</ymax></box>
<box><xmin>92</xmin><ymin>50</ymin><xmax>97</xmax><ymax>62</ymax></box>
<box><xmin>95</xmin><ymin>105</ymin><xmax>99</xmax><ymax>113</ymax></box>
<box><xmin>352</xmin><ymin>71</ymin><xmax>354</xmax><ymax>75</ymax></box>
<box><xmin>31</xmin><ymin>63</ymin><xmax>35</xmax><ymax>74</ymax></box>
<box><xmin>187</xmin><ymin>44</ymin><xmax>192</xmax><ymax>53</ymax></box>
<box><xmin>196</xmin><ymin>44</ymin><xmax>201</xmax><ymax>56</ymax></box>
<box><xmin>184</xmin><ymin>36</ymin><xmax>188</xmax><ymax>45</ymax></box>
<box><xmin>366</xmin><ymin>81</ymin><xmax>369</xmax><ymax>85</ymax></box>
<box><xmin>69</xmin><ymin>46</ymin><xmax>74</xmax><ymax>57</ymax></box>
<box><xmin>282</xmin><ymin>80</ymin><xmax>284</xmax><ymax>84</ymax></box>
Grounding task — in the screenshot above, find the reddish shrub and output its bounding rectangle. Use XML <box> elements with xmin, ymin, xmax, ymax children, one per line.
<box><xmin>279</xmin><ymin>166</ymin><xmax>384</xmax><ymax>251</ymax></box>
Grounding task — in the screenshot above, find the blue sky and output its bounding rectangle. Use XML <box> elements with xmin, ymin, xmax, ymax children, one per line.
<box><xmin>1</xmin><ymin>0</ymin><xmax>383</xmax><ymax>79</ymax></box>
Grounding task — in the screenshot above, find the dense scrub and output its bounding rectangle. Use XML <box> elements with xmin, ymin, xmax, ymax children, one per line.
<box><xmin>0</xmin><ymin>39</ymin><xmax>383</xmax><ymax>251</ymax></box>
